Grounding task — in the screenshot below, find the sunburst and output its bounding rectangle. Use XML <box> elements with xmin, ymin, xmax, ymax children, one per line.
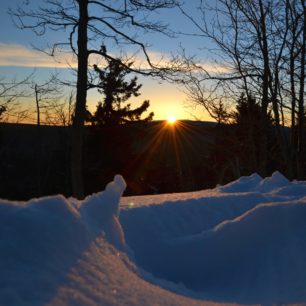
<box><xmin>167</xmin><ymin>115</ymin><xmax>176</xmax><ymax>124</ymax></box>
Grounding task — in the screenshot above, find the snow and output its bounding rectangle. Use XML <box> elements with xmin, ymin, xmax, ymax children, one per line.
<box><xmin>1</xmin><ymin>172</ymin><xmax>306</xmax><ymax>305</ymax></box>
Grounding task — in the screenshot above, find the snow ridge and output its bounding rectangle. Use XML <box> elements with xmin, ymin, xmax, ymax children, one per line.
<box><xmin>121</xmin><ymin>171</ymin><xmax>306</xmax><ymax>304</ymax></box>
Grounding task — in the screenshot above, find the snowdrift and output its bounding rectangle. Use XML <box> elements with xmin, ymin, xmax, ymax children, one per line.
<box><xmin>1</xmin><ymin>172</ymin><xmax>306</xmax><ymax>305</ymax></box>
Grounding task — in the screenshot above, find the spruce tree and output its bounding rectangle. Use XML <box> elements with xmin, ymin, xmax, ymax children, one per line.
<box><xmin>91</xmin><ymin>59</ymin><xmax>154</xmax><ymax>126</ymax></box>
<box><xmin>233</xmin><ymin>93</ymin><xmax>273</xmax><ymax>175</ymax></box>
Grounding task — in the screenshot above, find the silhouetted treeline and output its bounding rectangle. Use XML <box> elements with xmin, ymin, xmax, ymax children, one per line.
<box><xmin>0</xmin><ymin>118</ymin><xmax>301</xmax><ymax>201</ymax></box>
<box><xmin>0</xmin><ymin>121</ymin><xmax>214</xmax><ymax>200</ymax></box>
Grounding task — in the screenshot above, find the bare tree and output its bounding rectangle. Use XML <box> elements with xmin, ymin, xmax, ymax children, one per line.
<box><xmin>297</xmin><ymin>0</ymin><xmax>305</xmax><ymax>177</ymax></box>
<box><xmin>181</xmin><ymin>1</ymin><xmax>289</xmax><ymax>116</ymax></box>
<box><xmin>31</xmin><ymin>75</ymin><xmax>61</xmax><ymax>126</ymax></box>
<box><xmin>11</xmin><ymin>0</ymin><xmax>180</xmax><ymax>198</ymax></box>
<box><xmin>45</xmin><ymin>91</ymin><xmax>75</xmax><ymax>126</ymax></box>
<box><xmin>0</xmin><ymin>75</ymin><xmax>33</xmax><ymax>123</ymax></box>
<box><xmin>180</xmin><ymin>0</ymin><xmax>306</xmax><ymax>177</ymax></box>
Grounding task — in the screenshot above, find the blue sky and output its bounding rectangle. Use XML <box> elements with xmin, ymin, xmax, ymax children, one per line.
<box><xmin>0</xmin><ymin>0</ymin><xmax>215</xmax><ymax>121</ymax></box>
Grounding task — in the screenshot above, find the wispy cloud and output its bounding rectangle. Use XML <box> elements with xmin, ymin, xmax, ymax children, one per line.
<box><xmin>0</xmin><ymin>43</ymin><xmax>167</xmax><ymax>70</ymax></box>
<box><xmin>0</xmin><ymin>43</ymin><xmax>76</xmax><ymax>68</ymax></box>
<box><xmin>0</xmin><ymin>43</ymin><xmax>229</xmax><ymax>74</ymax></box>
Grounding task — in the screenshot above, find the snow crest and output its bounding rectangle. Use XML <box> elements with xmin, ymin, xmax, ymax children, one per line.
<box><xmin>81</xmin><ymin>174</ymin><xmax>127</xmax><ymax>249</ymax></box>
<box><xmin>0</xmin><ymin>175</ymin><xmax>127</xmax><ymax>306</ymax></box>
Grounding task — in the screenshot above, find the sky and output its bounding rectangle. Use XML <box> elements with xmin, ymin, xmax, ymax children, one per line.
<box><xmin>0</xmin><ymin>0</ymin><xmax>215</xmax><ymax>122</ymax></box>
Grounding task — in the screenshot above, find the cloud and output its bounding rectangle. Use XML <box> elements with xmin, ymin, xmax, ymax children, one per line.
<box><xmin>0</xmin><ymin>43</ymin><xmax>169</xmax><ymax>70</ymax></box>
<box><xmin>0</xmin><ymin>43</ymin><xmax>229</xmax><ymax>74</ymax></box>
<box><xmin>0</xmin><ymin>43</ymin><xmax>76</xmax><ymax>68</ymax></box>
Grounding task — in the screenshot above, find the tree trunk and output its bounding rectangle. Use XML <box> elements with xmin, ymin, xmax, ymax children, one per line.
<box><xmin>290</xmin><ymin>33</ymin><xmax>298</xmax><ymax>176</ymax></box>
<box><xmin>297</xmin><ymin>0</ymin><xmax>306</xmax><ymax>178</ymax></box>
<box><xmin>71</xmin><ymin>0</ymin><xmax>88</xmax><ymax>199</ymax></box>
<box><xmin>257</xmin><ymin>0</ymin><xmax>270</xmax><ymax>176</ymax></box>
<box><xmin>35</xmin><ymin>84</ymin><xmax>40</xmax><ymax>126</ymax></box>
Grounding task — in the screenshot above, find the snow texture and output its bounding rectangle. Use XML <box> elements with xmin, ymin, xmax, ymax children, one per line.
<box><xmin>1</xmin><ymin>172</ymin><xmax>306</xmax><ymax>305</ymax></box>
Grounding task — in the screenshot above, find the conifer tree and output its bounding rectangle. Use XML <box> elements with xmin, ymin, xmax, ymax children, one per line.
<box><xmin>233</xmin><ymin>94</ymin><xmax>273</xmax><ymax>175</ymax></box>
<box><xmin>91</xmin><ymin>59</ymin><xmax>154</xmax><ymax>126</ymax></box>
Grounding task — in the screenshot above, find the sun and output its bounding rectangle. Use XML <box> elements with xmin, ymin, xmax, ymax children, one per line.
<box><xmin>167</xmin><ymin>115</ymin><xmax>176</xmax><ymax>124</ymax></box>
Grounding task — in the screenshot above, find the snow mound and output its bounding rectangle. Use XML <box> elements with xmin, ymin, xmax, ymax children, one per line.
<box><xmin>218</xmin><ymin>173</ymin><xmax>262</xmax><ymax>192</ymax></box>
<box><xmin>255</xmin><ymin>171</ymin><xmax>290</xmax><ymax>192</ymax></box>
<box><xmin>218</xmin><ymin>171</ymin><xmax>291</xmax><ymax>194</ymax></box>
<box><xmin>0</xmin><ymin>175</ymin><xmax>127</xmax><ymax>306</ymax></box>
<box><xmin>141</xmin><ymin>199</ymin><xmax>306</xmax><ymax>304</ymax></box>
<box><xmin>120</xmin><ymin>171</ymin><xmax>306</xmax><ymax>304</ymax></box>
